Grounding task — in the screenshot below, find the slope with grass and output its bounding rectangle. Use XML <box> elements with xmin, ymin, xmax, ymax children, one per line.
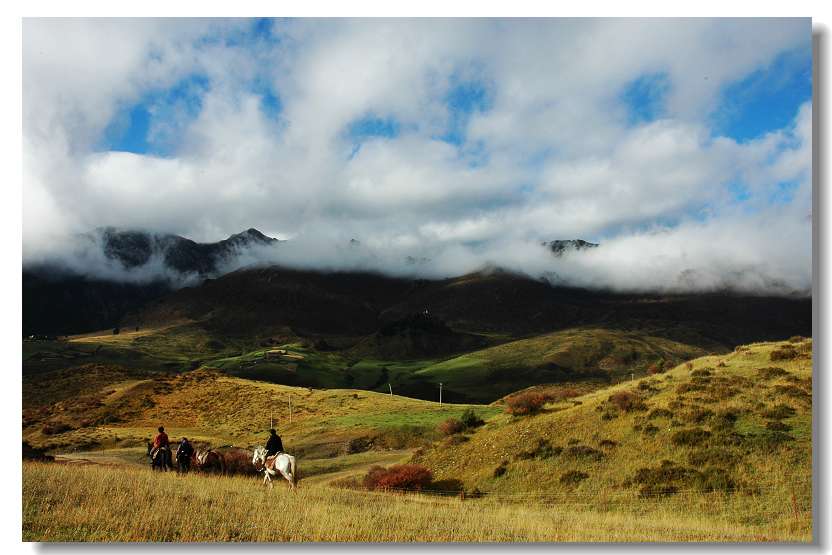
<box><xmin>410</xmin><ymin>338</ymin><xmax>813</xmax><ymax>541</ymax></box>
<box><xmin>45</xmin><ymin>323</ymin><xmax>710</xmax><ymax>404</ymax></box>
<box><xmin>415</xmin><ymin>328</ymin><xmax>708</xmax><ymax>401</ymax></box>
<box><xmin>23</xmin><ymin>462</ymin><xmax>804</xmax><ymax>541</ymax></box>
<box><xmin>23</xmin><ymin>364</ymin><xmax>499</xmax><ymax>460</ymax></box>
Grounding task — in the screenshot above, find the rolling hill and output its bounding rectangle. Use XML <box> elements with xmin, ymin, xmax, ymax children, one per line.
<box><xmin>21</xmin><ymin>338</ymin><xmax>813</xmax><ymax>541</ymax></box>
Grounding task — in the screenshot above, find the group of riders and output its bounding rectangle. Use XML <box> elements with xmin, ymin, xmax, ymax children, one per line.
<box><xmin>149</xmin><ymin>425</ymin><xmax>284</xmax><ymax>475</ymax></box>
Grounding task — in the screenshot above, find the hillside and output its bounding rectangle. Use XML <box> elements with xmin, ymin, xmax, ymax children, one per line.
<box><xmin>34</xmin><ymin>323</ymin><xmax>712</xmax><ymax>404</ymax></box>
<box><xmin>409</xmin><ymin>338</ymin><xmax>812</xmax><ymax>539</ymax></box>
<box><xmin>415</xmin><ymin>327</ymin><xmax>708</xmax><ymax>401</ymax></box>
<box><xmin>22</xmin><ymin>362</ymin><xmax>499</xmax><ymax>460</ymax></box>
<box><xmin>21</xmin><ymin>337</ymin><xmax>813</xmax><ymax>542</ymax></box>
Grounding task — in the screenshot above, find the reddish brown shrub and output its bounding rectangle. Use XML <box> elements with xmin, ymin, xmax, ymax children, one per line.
<box><xmin>438</xmin><ymin>418</ymin><xmax>465</xmax><ymax>436</ymax></box>
<box><xmin>504</xmin><ymin>392</ymin><xmax>551</xmax><ymax>416</ymax></box>
<box><xmin>41</xmin><ymin>422</ymin><xmax>73</xmax><ymax>435</ymax></box>
<box><xmin>607</xmin><ymin>391</ymin><xmax>647</xmax><ymax>412</ymax></box>
<box><xmin>363</xmin><ymin>464</ymin><xmax>433</xmax><ymax>491</ymax></box>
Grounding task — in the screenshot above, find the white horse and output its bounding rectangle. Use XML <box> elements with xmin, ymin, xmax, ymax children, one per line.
<box><xmin>252</xmin><ymin>446</ymin><xmax>298</xmax><ymax>489</ymax></box>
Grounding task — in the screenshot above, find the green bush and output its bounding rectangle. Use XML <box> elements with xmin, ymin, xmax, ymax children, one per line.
<box><xmin>459</xmin><ymin>408</ymin><xmax>485</xmax><ymax>429</ymax></box>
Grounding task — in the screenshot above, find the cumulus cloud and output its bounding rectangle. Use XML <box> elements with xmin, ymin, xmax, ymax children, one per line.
<box><xmin>22</xmin><ymin>18</ymin><xmax>812</xmax><ymax>295</ymax></box>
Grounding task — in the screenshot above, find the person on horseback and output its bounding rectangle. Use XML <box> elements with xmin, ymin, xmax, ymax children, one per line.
<box><xmin>151</xmin><ymin>426</ymin><xmax>171</xmax><ymax>469</ymax></box>
<box><xmin>265</xmin><ymin>428</ymin><xmax>284</xmax><ymax>457</ymax></box>
<box><xmin>176</xmin><ymin>436</ymin><xmax>194</xmax><ymax>473</ymax></box>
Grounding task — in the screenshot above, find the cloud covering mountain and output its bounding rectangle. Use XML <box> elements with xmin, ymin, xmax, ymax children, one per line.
<box><xmin>23</xmin><ymin>18</ymin><xmax>812</xmax><ymax>294</ymax></box>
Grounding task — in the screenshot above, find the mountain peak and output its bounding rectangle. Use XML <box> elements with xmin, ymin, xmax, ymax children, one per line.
<box><xmin>543</xmin><ymin>239</ymin><xmax>599</xmax><ymax>256</ymax></box>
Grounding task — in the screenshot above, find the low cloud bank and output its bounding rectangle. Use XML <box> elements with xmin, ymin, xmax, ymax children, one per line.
<box><xmin>24</xmin><ymin>206</ymin><xmax>811</xmax><ymax>297</ymax></box>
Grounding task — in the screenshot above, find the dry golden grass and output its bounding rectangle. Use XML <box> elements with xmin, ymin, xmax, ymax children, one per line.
<box><xmin>23</xmin><ymin>462</ymin><xmax>802</xmax><ymax>542</ymax></box>
<box><xmin>412</xmin><ymin>339</ymin><xmax>813</xmax><ymax>542</ymax></box>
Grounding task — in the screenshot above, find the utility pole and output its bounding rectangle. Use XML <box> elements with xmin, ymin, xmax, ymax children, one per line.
<box><xmin>270</xmin><ymin>411</ymin><xmax>273</xmax><ymax>430</ymax></box>
<box><xmin>631</xmin><ymin>372</ymin><xmax>635</xmax><ymax>382</ymax></box>
<box><xmin>439</xmin><ymin>383</ymin><xmax>443</xmax><ymax>406</ymax></box>
<box><xmin>388</xmin><ymin>383</ymin><xmax>393</xmax><ymax>397</ymax></box>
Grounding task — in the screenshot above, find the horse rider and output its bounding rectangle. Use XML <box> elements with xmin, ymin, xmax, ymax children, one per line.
<box><xmin>177</xmin><ymin>436</ymin><xmax>194</xmax><ymax>472</ymax></box>
<box><xmin>151</xmin><ymin>426</ymin><xmax>170</xmax><ymax>463</ymax></box>
<box><xmin>265</xmin><ymin>428</ymin><xmax>284</xmax><ymax>458</ymax></box>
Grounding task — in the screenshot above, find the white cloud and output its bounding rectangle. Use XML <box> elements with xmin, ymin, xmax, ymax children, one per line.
<box><xmin>22</xmin><ymin>18</ymin><xmax>812</xmax><ymax>294</ymax></box>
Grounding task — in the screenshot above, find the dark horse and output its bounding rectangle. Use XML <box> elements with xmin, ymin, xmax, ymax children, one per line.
<box><xmin>175</xmin><ymin>446</ymin><xmax>192</xmax><ymax>474</ymax></box>
<box><xmin>147</xmin><ymin>442</ymin><xmax>173</xmax><ymax>471</ymax></box>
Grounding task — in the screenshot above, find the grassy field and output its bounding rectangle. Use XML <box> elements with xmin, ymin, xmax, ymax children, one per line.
<box><xmin>21</xmin><ymin>336</ymin><xmax>812</xmax><ymax>542</ymax></box>
<box><xmin>22</xmin><ymin>462</ymin><xmax>804</xmax><ymax>542</ymax></box>
<box><xmin>412</xmin><ymin>338</ymin><xmax>813</xmax><ymax>541</ymax></box>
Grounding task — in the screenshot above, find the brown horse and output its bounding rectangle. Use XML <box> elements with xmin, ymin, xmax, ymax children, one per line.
<box><xmin>193</xmin><ymin>448</ymin><xmax>226</xmax><ymax>475</ymax></box>
<box><xmin>213</xmin><ymin>447</ymin><xmax>260</xmax><ymax>476</ymax></box>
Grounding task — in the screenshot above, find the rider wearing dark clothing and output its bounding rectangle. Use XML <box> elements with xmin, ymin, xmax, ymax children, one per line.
<box><xmin>178</xmin><ymin>437</ymin><xmax>194</xmax><ymax>457</ymax></box>
<box><xmin>177</xmin><ymin>437</ymin><xmax>194</xmax><ymax>472</ymax></box>
<box><xmin>266</xmin><ymin>428</ymin><xmax>284</xmax><ymax>457</ymax></box>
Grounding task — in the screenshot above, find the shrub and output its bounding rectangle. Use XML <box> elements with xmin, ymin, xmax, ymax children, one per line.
<box><xmin>637</xmin><ymin>380</ymin><xmax>659</xmax><ymax>393</ymax></box>
<box><xmin>745</xmin><ymin>430</ymin><xmax>794</xmax><ymax>452</ymax></box>
<box><xmin>516</xmin><ymin>439</ymin><xmax>562</xmax><ymax>460</ymax></box>
<box><xmin>647</xmin><ymin>407</ymin><xmax>674</xmax><ymax>420</ymax></box>
<box><xmin>757</xmin><ymin>367</ymin><xmax>790</xmax><ymax>380</ymax></box>
<box><xmin>345</xmin><ymin>437</ymin><xmax>373</xmax><ymax>454</ymax></box>
<box><xmin>41</xmin><ymin>422</ymin><xmax>73</xmax><ymax>435</ymax></box>
<box><xmin>598</xmin><ymin>439</ymin><xmax>618</xmax><ymax>449</ymax></box>
<box><xmin>711</xmin><ymin>409</ymin><xmax>740</xmax><ymax>431</ymax></box>
<box><xmin>642</xmin><ymin>424</ymin><xmax>660</xmax><ymax>435</ymax></box>
<box><xmin>687</xmin><ymin>447</ymin><xmax>739</xmax><ymax>468</ymax></box>
<box><xmin>788</xmin><ymin>336</ymin><xmax>807</xmax><ymax>343</ymax></box>
<box><xmin>493</xmin><ymin>460</ymin><xmax>508</xmax><ymax>478</ymax></box>
<box><xmin>766</xmin><ymin>420</ymin><xmax>791</xmax><ymax>432</ymax></box>
<box><xmin>607</xmin><ymin>391</ymin><xmax>647</xmax><ymax>412</ymax></box>
<box><xmin>442</xmin><ymin>434</ymin><xmax>469</xmax><ymax>446</ymax></box>
<box><xmin>770</xmin><ymin>347</ymin><xmax>798</xmax><ymax>361</ymax></box>
<box><xmin>716</xmin><ymin>360</ymin><xmax>727</xmax><ymax>368</ymax></box>
<box><xmin>363</xmin><ymin>464</ymin><xmax>433</xmax><ymax>491</ymax></box>
<box><xmin>773</xmin><ymin>384</ymin><xmax>811</xmax><ymax>401</ymax></box>
<box><xmin>682</xmin><ymin>406</ymin><xmax>714</xmax><ymax>424</ymax></box>
<box><xmin>459</xmin><ymin>408</ymin><xmax>485</xmax><ymax>429</ymax></box>
<box><xmin>504</xmin><ymin>392</ymin><xmax>551</xmax><ymax>416</ymax></box>
<box><xmin>692</xmin><ymin>466</ymin><xmax>737</xmax><ymax>493</ymax></box>
<box><xmin>676</xmin><ymin>382</ymin><xmax>705</xmax><ymax>395</ymax></box>
<box><xmin>690</xmin><ymin>368</ymin><xmax>711</xmax><ymax>378</ymax></box>
<box><xmin>633</xmin><ymin>460</ymin><xmax>693</xmax><ymax>497</ymax></box>
<box><xmin>560</xmin><ymin>470</ymin><xmax>589</xmax><ymax>485</ymax></box>
<box><xmin>438</xmin><ymin>418</ymin><xmax>465</xmax><ymax>436</ymax></box>
<box><xmin>685</xmin><ymin>361</ymin><xmax>694</xmax><ymax>371</ymax></box>
<box><xmin>760</xmin><ymin>403</ymin><xmax>796</xmax><ymax>420</ymax></box>
<box><xmin>647</xmin><ymin>359</ymin><xmax>666</xmax><ymax>375</ymax></box>
<box><xmin>564</xmin><ymin>445</ymin><xmax>604</xmax><ymax>461</ymax></box>
<box><xmin>670</xmin><ymin>428</ymin><xmax>711</xmax><ymax>447</ymax></box>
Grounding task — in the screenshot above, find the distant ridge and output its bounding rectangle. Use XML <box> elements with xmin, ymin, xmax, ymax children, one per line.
<box><xmin>543</xmin><ymin>239</ymin><xmax>599</xmax><ymax>256</ymax></box>
<box><xmin>97</xmin><ymin>227</ymin><xmax>279</xmax><ymax>276</ymax></box>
